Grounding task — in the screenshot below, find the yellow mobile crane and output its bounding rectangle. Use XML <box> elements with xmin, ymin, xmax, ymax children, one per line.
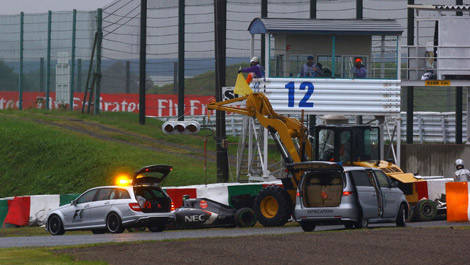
<box><xmin>208</xmin><ymin>92</ymin><xmax>423</xmax><ymax>226</ymax></box>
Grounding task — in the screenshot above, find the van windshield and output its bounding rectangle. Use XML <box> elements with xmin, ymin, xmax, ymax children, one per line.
<box><xmin>302</xmin><ymin>170</ymin><xmax>343</xmax><ymax>208</ymax></box>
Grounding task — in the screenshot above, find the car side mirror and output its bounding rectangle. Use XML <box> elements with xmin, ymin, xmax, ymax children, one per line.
<box><xmin>71</xmin><ymin>199</ymin><xmax>77</xmax><ymax>206</ymax></box>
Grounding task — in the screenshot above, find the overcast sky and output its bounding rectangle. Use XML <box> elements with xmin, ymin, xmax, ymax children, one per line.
<box><xmin>0</xmin><ymin>0</ymin><xmax>115</xmax><ymax>15</ymax></box>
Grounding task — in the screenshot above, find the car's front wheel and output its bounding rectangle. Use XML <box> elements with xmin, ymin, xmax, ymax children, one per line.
<box><xmin>106</xmin><ymin>212</ymin><xmax>124</xmax><ymax>233</ymax></box>
<box><xmin>299</xmin><ymin>221</ymin><xmax>316</xmax><ymax>232</ymax></box>
<box><xmin>48</xmin><ymin>214</ymin><xmax>65</xmax><ymax>236</ymax></box>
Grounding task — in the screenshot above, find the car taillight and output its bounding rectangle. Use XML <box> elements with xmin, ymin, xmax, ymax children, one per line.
<box><xmin>129</xmin><ymin>202</ymin><xmax>142</xmax><ymax>212</ymax></box>
<box><xmin>343</xmin><ymin>191</ymin><xmax>354</xmax><ymax>196</ymax></box>
<box><xmin>170</xmin><ymin>200</ymin><xmax>176</xmax><ymax>211</ymax></box>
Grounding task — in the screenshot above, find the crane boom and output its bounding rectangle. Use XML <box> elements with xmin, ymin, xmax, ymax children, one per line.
<box><xmin>208</xmin><ymin>92</ymin><xmax>312</xmax><ymax>190</ymax></box>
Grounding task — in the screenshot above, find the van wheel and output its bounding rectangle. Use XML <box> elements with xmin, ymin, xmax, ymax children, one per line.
<box><xmin>235</xmin><ymin>208</ymin><xmax>256</xmax><ymax>227</ymax></box>
<box><xmin>254</xmin><ymin>186</ymin><xmax>292</xmax><ymax>227</ymax></box>
<box><xmin>106</xmin><ymin>212</ymin><xmax>124</xmax><ymax>233</ymax></box>
<box><xmin>354</xmin><ymin>217</ymin><xmax>368</xmax><ymax>229</ymax></box>
<box><xmin>48</xmin><ymin>215</ymin><xmax>65</xmax><ymax>236</ymax></box>
<box><xmin>396</xmin><ymin>204</ymin><xmax>407</xmax><ymax>227</ymax></box>
<box><xmin>300</xmin><ymin>221</ymin><xmax>316</xmax><ymax>232</ymax></box>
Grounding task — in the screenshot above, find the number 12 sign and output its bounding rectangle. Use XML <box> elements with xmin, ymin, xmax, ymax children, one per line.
<box><xmin>285</xmin><ymin>81</ymin><xmax>314</xmax><ymax>108</ymax></box>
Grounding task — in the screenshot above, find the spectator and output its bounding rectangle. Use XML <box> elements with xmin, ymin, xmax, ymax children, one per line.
<box><xmin>301</xmin><ymin>56</ymin><xmax>322</xmax><ymax>77</ymax></box>
<box><xmin>352</xmin><ymin>58</ymin><xmax>367</xmax><ymax>78</ymax></box>
<box><xmin>239</xmin><ymin>56</ymin><xmax>265</xmax><ymax>78</ymax></box>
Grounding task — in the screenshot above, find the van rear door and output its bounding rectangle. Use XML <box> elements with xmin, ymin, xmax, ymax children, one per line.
<box><xmin>288</xmin><ymin>162</ymin><xmax>345</xmax><ymax>208</ymax></box>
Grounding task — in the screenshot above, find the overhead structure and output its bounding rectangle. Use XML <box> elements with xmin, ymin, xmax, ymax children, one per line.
<box><xmin>403</xmin><ymin>4</ymin><xmax>470</xmax><ymax>144</ymax></box>
<box><xmin>238</xmin><ymin>17</ymin><xmax>403</xmax><ymax>181</ymax></box>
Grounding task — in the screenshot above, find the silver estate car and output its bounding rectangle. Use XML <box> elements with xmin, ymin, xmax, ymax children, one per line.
<box><xmin>46</xmin><ymin>165</ymin><xmax>175</xmax><ymax>235</ymax></box>
<box><xmin>293</xmin><ymin>162</ymin><xmax>408</xmax><ymax>232</ymax></box>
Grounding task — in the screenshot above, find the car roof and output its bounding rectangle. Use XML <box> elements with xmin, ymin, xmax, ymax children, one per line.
<box><xmin>87</xmin><ymin>186</ymin><xmax>133</xmax><ymax>190</ymax></box>
<box><xmin>343</xmin><ymin>166</ymin><xmax>381</xmax><ymax>172</ymax></box>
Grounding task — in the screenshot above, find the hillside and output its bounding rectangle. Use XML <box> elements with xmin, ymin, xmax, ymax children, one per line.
<box><xmin>149</xmin><ymin>63</ymin><xmax>249</xmax><ymax>95</ymax></box>
<box><xmin>0</xmin><ymin>110</ymin><xmax>228</xmax><ymax>197</ymax></box>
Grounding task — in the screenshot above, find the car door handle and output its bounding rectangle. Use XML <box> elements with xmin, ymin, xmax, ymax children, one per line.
<box><xmin>84</xmin><ymin>204</ymin><xmax>90</xmax><ymax>208</ymax></box>
<box><xmin>104</xmin><ymin>202</ymin><xmax>110</xmax><ymax>205</ymax></box>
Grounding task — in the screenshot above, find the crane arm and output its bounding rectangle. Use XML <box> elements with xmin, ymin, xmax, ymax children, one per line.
<box><xmin>207</xmin><ymin>93</ymin><xmax>312</xmax><ymax>185</ymax></box>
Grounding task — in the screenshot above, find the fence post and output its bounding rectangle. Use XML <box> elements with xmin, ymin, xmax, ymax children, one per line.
<box><xmin>310</xmin><ymin>0</ymin><xmax>317</xmax><ymax>19</ymax></box>
<box><xmin>18</xmin><ymin>12</ymin><xmax>24</xmax><ymax>110</ymax></box>
<box><xmin>40</xmin><ymin>57</ymin><xmax>44</xmax><ymax>92</ymax></box>
<box><xmin>178</xmin><ymin>0</ymin><xmax>185</xmax><ymax>121</ymax></box>
<box><xmin>126</xmin><ymin>61</ymin><xmax>130</xmax><ymax>94</ymax></box>
<box><xmin>94</xmin><ymin>8</ymin><xmax>103</xmax><ymax>115</ymax></box>
<box><xmin>70</xmin><ymin>9</ymin><xmax>76</xmax><ymax>110</ymax></box>
<box><xmin>356</xmin><ymin>0</ymin><xmax>363</xmax><ymax>20</ymax></box>
<box><xmin>139</xmin><ymin>0</ymin><xmax>147</xmax><ymax>124</ymax></box>
<box><xmin>77</xmin><ymin>59</ymin><xmax>82</xmax><ymax>92</ymax></box>
<box><xmin>46</xmin><ymin>10</ymin><xmax>52</xmax><ymax>110</ymax></box>
<box><xmin>441</xmin><ymin>114</ymin><xmax>447</xmax><ymax>143</ymax></box>
<box><xmin>260</xmin><ymin>0</ymin><xmax>267</xmax><ymax>66</ymax></box>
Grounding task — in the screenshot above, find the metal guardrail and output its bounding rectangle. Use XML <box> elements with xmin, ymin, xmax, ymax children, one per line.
<box><xmin>158</xmin><ymin>111</ymin><xmax>467</xmax><ymax>143</ymax></box>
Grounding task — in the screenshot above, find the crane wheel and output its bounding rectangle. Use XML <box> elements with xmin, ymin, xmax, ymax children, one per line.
<box><xmin>254</xmin><ymin>185</ymin><xmax>292</xmax><ymax>227</ymax></box>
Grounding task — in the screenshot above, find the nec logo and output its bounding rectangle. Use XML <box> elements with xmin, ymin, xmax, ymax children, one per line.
<box><xmin>184</xmin><ymin>215</ymin><xmax>206</xmax><ymax>222</ymax></box>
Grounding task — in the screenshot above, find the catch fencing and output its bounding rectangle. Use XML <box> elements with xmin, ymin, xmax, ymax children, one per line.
<box><xmin>159</xmin><ymin>111</ymin><xmax>467</xmax><ymax>143</ymax></box>
<box><xmin>0</xmin><ymin>0</ymin><xmax>469</xmax><ymax>115</ymax></box>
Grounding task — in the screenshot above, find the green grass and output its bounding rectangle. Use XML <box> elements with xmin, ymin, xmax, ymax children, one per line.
<box><xmin>0</xmin><ymin>248</ymin><xmax>105</xmax><ymax>265</ymax></box>
<box><xmin>0</xmin><ymin>113</ymin><xmax>217</xmax><ymax>197</ymax></box>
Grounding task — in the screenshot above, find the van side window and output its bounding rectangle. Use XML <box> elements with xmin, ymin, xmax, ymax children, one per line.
<box><xmin>374</xmin><ymin>171</ymin><xmax>391</xmax><ymax>188</ymax></box>
<box><xmin>349</xmin><ymin>170</ymin><xmax>372</xmax><ymax>186</ymax></box>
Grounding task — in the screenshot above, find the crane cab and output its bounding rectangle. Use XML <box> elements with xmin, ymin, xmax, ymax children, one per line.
<box><xmin>314</xmin><ymin>125</ymin><xmax>380</xmax><ymax>165</ymax></box>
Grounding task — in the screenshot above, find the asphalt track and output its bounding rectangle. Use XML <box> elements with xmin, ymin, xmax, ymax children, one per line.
<box><xmin>2</xmin><ymin>220</ymin><xmax>468</xmax><ymax>248</ymax></box>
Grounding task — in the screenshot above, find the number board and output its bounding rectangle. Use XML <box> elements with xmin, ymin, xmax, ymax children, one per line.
<box><xmin>262</xmin><ymin>78</ymin><xmax>401</xmax><ymax>115</ymax></box>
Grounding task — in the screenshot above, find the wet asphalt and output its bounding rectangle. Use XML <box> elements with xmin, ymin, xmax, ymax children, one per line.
<box><xmin>1</xmin><ymin>220</ymin><xmax>468</xmax><ymax>248</ymax></box>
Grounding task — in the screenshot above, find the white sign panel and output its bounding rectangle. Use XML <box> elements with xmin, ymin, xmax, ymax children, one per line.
<box><xmin>258</xmin><ymin>78</ymin><xmax>401</xmax><ymax>116</ymax></box>
<box><xmin>55</xmin><ymin>52</ymin><xmax>70</xmax><ymax>104</ymax></box>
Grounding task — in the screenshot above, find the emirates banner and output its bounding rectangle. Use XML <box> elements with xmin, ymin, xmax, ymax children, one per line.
<box><xmin>0</xmin><ymin>91</ymin><xmax>215</xmax><ymax>117</ymax></box>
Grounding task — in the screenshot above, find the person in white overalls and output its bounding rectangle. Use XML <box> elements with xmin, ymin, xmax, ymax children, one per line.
<box><xmin>454</xmin><ymin>159</ymin><xmax>470</xmax><ymax>182</ymax></box>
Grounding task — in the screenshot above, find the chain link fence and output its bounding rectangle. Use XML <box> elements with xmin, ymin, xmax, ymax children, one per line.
<box><xmin>0</xmin><ymin>0</ymin><xmax>468</xmax><ymax>115</ymax></box>
<box><xmin>0</xmin><ymin>10</ymin><xmax>96</xmax><ymax>110</ymax></box>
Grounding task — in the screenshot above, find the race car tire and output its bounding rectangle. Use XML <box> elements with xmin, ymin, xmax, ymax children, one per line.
<box><xmin>396</xmin><ymin>203</ymin><xmax>407</xmax><ymax>227</ymax></box>
<box><xmin>148</xmin><ymin>225</ymin><xmax>165</xmax><ymax>232</ymax></box>
<box><xmin>106</xmin><ymin>212</ymin><xmax>125</xmax><ymax>233</ymax></box>
<box><xmin>48</xmin><ymin>214</ymin><xmax>65</xmax><ymax>236</ymax></box>
<box><xmin>92</xmin><ymin>229</ymin><xmax>106</xmax><ymax>234</ymax></box>
<box><xmin>344</xmin><ymin>222</ymin><xmax>355</xmax><ymax>229</ymax></box>
<box><xmin>300</xmin><ymin>221</ymin><xmax>315</xmax><ymax>232</ymax></box>
<box><xmin>235</xmin><ymin>207</ymin><xmax>257</xmax><ymax>227</ymax></box>
<box><xmin>414</xmin><ymin>199</ymin><xmax>437</xmax><ymax>221</ymax></box>
<box><xmin>254</xmin><ymin>185</ymin><xmax>292</xmax><ymax>227</ymax></box>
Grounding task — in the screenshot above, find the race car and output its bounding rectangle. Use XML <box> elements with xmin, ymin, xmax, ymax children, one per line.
<box><xmin>170</xmin><ymin>197</ymin><xmax>257</xmax><ymax>229</ymax></box>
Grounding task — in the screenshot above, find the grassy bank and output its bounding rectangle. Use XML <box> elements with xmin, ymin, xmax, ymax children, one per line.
<box><xmin>0</xmin><ymin>113</ymin><xmax>217</xmax><ymax>197</ymax></box>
